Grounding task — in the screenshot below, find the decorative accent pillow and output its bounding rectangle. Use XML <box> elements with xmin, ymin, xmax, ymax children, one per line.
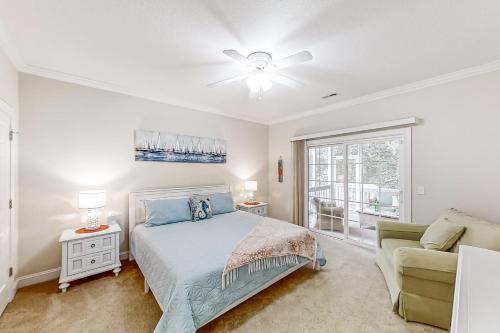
<box><xmin>420</xmin><ymin>217</ymin><xmax>465</xmax><ymax>251</ymax></box>
<box><xmin>210</xmin><ymin>192</ymin><xmax>235</xmax><ymax>215</ymax></box>
<box><xmin>189</xmin><ymin>195</ymin><xmax>213</xmax><ymax>221</ymax></box>
<box><xmin>144</xmin><ymin>198</ymin><xmax>191</xmax><ymax>227</ymax></box>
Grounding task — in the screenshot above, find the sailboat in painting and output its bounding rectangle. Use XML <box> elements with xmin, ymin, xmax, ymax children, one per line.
<box><xmin>134</xmin><ymin>130</ymin><xmax>227</xmax><ymax>163</ymax></box>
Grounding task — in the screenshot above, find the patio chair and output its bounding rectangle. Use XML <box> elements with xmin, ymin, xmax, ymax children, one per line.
<box><xmin>311</xmin><ymin>197</ymin><xmax>344</xmax><ymax>232</ymax></box>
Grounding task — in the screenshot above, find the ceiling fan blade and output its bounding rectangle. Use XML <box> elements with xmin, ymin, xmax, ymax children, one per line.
<box><xmin>207</xmin><ymin>74</ymin><xmax>248</xmax><ymax>88</ymax></box>
<box><xmin>270</xmin><ymin>74</ymin><xmax>305</xmax><ymax>88</ymax></box>
<box><xmin>274</xmin><ymin>51</ymin><xmax>313</xmax><ymax>68</ymax></box>
<box><xmin>222</xmin><ymin>49</ymin><xmax>250</xmax><ymax>65</ymax></box>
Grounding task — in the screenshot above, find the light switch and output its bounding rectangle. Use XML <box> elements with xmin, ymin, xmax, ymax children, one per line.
<box><xmin>417</xmin><ymin>186</ymin><xmax>425</xmax><ymax>195</ymax></box>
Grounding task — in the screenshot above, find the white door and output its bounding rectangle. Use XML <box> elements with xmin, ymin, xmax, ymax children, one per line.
<box><xmin>306</xmin><ymin>128</ymin><xmax>411</xmax><ymax>246</ymax></box>
<box><xmin>0</xmin><ymin>108</ymin><xmax>11</xmax><ymax>315</ymax></box>
<box><xmin>344</xmin><ymin>135</ymin><xmax>410</xmax><ymax>245</ymax></box>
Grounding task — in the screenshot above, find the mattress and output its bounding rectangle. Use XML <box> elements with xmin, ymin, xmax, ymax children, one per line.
<box><xmin>131</xmin><ymin>210</ymin><xmax>326</xmax><ymax>333</ymax></box>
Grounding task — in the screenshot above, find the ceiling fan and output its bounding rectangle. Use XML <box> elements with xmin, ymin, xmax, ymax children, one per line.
<box><xmin>208</xmin><ymin>49</ymin><xmax>313</xmax><ymax>99</ymax></box>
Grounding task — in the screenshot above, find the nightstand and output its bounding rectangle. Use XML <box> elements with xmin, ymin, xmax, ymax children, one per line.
<box><xmin>236</xmin><ymin>202</ymin><xmax>268</xmax><ymax>217</ymax></box>
<box><xmin>58</xmin><ymin>224</ymin><xmax>122</xmax><ymax>292</ymax></box>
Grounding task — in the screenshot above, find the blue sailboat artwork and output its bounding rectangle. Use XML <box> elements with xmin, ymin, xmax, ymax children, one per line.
<box><xmin>134</xmin><ymin>130</ymin><xmax>227</xmax><ymax>163</ymax></box>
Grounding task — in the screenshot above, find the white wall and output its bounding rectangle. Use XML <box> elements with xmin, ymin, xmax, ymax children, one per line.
<box><xmin>0</xmin><ymin>48</ymin><xmax>18</xmax><ymax>283</ymax></box>
<box><xmin>268</xmin><ymin>71</ymin><xmax>500</xmax><ymax>226</ymax></box>
<box><xmin>0</xmin><ymin>50</ymin><xmax>17</xmax><ymax>109</ymax></box>
<box><xmin>19</xmin><ymin>74</ymin><xmax>269</xmax><ymax>276</ymax></box>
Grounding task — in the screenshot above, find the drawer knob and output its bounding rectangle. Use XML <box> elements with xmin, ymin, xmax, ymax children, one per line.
<box><xmin>91</xmin><ymin>259</ymin><xmax>95</xmax><ymax>264</ymax></box>
<box><xmin>90</xmin><ymin>244</ymin><xmax>95</xmax><ymax>248</ymax></box>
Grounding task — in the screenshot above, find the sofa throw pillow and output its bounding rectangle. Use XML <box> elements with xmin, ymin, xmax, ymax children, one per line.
<box><xmin>189</xmin><ymin>195</ymin><xmax>213</xmax><ymax>221</ymax></box>
<box><xmin>420</xmin><ymin>217</ymin><xmax>465</xmax><ymax>251</ymax></box>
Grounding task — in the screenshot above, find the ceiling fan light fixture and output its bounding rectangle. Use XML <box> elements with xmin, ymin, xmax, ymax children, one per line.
<box><xmin>246</xmin><ymin>73</ymin><xmax>272</xmax><ymax>92</ymax></box>
<box><xmin>209</xmin><ymin>49</ymin><xmax>312</xmax><ymax>99</ymax></box>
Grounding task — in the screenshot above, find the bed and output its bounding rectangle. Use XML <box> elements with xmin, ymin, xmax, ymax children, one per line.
<box><xmin>129</xmin><ymin>185</ymin><xmax>326</xmax><ymax>333</ymax></box>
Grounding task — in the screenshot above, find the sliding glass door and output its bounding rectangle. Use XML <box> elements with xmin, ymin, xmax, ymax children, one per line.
<box><xmin>308</xmin><ymin>144</ymin><xmax>345</xmax><ymax>239</ymax></box>
<box><xmin>306</xmin><ymin>129</ymin><xmax>411</xmax><ymax>245</ymax></box>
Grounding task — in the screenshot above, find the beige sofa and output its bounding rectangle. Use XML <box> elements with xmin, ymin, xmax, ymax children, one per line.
<box><xmin>376</xmin><ymin>208</ymin><xmax>500</xmax><ymax>329</ymax></box>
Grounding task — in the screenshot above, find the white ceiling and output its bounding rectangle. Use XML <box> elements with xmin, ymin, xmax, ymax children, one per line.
<box><xmin>1</xmin><ymin>0</ymin><xmax>500</xmax><ymax>124</ymax></box>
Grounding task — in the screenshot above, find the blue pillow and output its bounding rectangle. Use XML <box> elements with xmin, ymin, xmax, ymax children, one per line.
<box><xmin>144</xmin><ymin>198</ymin><xmax>191</xmax><ymax>227</ymax></box>
<box><xmin>210</xmin><ymin>192</ymin><xmax>235</xmax><ymax>215</ymax></box>
<box><xmin>188</xmin><ymin>195</ymin><xmax>213</xmax><ymax>221</ymax></box>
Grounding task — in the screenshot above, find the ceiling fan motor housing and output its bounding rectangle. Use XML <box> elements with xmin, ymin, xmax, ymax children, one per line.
<box><xmin>247</xmin><ymin>51</ymin><xmax>273</xmax><ymax>69</ymax></box>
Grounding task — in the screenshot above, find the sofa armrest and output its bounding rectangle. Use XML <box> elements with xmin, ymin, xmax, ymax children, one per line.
<box><xmin>394</xmin><ymin>247</ymin><xmax>458</xmax><ymax>285</ymax></box>
<box><xmin>376</xmin><ymin>221</ymin><xmax>428</xmax><ymax>247</ymax></box>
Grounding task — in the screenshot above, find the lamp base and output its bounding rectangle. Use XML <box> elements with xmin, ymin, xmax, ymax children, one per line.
<box><xmin>85</xmin><ymin>225</ymin><xmax>100</xmax><ymax>230</ymax></box>
<box><xmin>86</xmin><ymin>208</ymin><xmax>100</xmax><ymax>230</ymax></box>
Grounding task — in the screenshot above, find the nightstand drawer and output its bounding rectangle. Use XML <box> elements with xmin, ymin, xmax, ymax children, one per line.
<box><xmin>250</xmin><ymin>206</ymin><xmax>267</xmax><ymax>216</ymax></box>
<box><xmin>67</xmin><ymin>250</ymin><xmax>116</xmax><ymax>276</ymax></box>
<box><xmin>67</xmin><ymin>234</ymin><xmax>115</xmax><ymax>258</ymax></box>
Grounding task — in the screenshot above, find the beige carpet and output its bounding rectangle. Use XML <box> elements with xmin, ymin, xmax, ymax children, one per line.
<box><xmin>0</xmin><ymin>235</ymin><xmax>445</xmax><ymax>333</ymax></box>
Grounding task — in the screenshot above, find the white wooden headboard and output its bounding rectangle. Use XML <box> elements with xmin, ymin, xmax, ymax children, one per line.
<box><xmin>128</xmin><ymin>185</ymin><xmax>230</xmax><ymax>259</ymax></box>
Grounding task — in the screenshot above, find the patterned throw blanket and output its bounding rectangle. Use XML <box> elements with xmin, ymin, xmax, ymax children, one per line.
<box><xmin>222</xmin><ymin>217</ymin><xmax>317</xmax><ymax>289</ymax></box>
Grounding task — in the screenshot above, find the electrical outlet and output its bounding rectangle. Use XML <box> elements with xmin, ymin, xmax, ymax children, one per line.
<box><xmin>417</xmin><ymin>186</ymin><xmax>425</xmax><ymax>195</ymax></box>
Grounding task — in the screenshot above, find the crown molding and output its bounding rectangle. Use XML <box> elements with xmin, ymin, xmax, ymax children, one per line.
<box><xmin>269</xmin><ymin>59</ymin><xmax>500</xmax><ymax>125</ymax></box>
<box><xmin>19</xmin><ymin>59</ymin><xmax>500</xmax><ymax>127</ymax></box>
<box><xmin>0</xmin><ymin>19</ymin><xmax>269</xmax><ymax>125</ymax></box>
<box><xmin>21</xmin><ymin>65</ymin><xmax>269</xmax><ymax>125</ymax></box>
<box><xmin>3</xmin><ymin>13</ymin><xmax>500</xmax><ymax>127</ymax></box>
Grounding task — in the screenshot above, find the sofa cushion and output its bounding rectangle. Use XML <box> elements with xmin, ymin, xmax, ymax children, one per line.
<box><xmin>380</xmin><ymin>238</ymin><xmax>422</xmax><ymax>267</ymax></box>
<box><xmin>394</xmin><ymin>247</ymin><xmax>458</xmax><ymax>284</ymax></box>
<box><xmin>419</xmin><ymin>217</ymin><xmax>465</xmax><ymax>251</ymax></box>
<box><xmin>440</xmin><ymin>209</ymin><xmax>500</xmax><ymax>252</ymax></box>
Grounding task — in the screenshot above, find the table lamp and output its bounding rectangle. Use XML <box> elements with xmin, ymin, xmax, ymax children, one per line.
<box><xmin>244</xmin><ymin>181</ymin><xmax>258</xmax><ymax>205</ymax></box>
<box><xmin>79</xmin><ymin>190</ymin><xmax>106</xmax><ymax>230</ymax></box>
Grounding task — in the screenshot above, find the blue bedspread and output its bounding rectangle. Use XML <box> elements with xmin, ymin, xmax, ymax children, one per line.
<box><xmin>131</xmin><ymin>210</ymin><xmax>326</xmax><ymax>333</ymax></box>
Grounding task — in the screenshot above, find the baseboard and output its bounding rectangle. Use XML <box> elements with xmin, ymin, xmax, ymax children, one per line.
<box><xmin>16</xmin><ymin>267</ymin><xmax>61</xmax><ymax>289</ymax></box>
<box><xmin>119</xmin><ymin>251</ymin><xmax>130</xmax><ymax>261</ymax></box>
<box><xmin>15</xmin><ymin>251</ymin><xmax>130</xmax><ymax>290</ymax></box>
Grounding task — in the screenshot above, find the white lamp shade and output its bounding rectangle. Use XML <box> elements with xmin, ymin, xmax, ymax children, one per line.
<box><xmin>79</xmin><ymin>190</ymin><xmax>106</xmax><ymax>209</ymax></box>
<box><xmin>244</xmin><ymin>181</ymin><xmax>258</xmax><ymax>192</ymax></box>
<box><xmin>246</xmin><ymin>73</ymin><xmax>272</xmax><ymax>92</ymax></box>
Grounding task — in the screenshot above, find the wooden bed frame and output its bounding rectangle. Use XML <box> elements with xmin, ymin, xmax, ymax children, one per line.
<box><xmin>128</xmin><ymin>184</ymin><xmax>312</xmax><ymax>326</ymax></box>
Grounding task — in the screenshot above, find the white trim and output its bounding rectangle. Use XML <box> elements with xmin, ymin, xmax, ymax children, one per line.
<box><xmin>14</xmin><ymin>251</ymin><xmax>129</xmax><ymax>290</ymax></box>
<box><xmin>0</xmin><ymin>105</ymin><xmax>13</xmax><ymax>312</ymax></box>
<box><xmin>16</xmin><ymin>267</ymin><xmax>61</xmax><ymax>289</ymax></box>
<box><xmin>291</xmin><ymin>117</ymin><xmax>417</xmax><ymax>142</ymax></box>
<box><xmin>271</xmin><ymin>59</ymin><xmax>500</xmax><ymax>125</ymax></box>
<box><xmin>21</xmin><ymin>65</ymin><xmax>268</xmax><ymax>125</ymax></box>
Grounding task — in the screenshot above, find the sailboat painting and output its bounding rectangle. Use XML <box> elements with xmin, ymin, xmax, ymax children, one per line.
<box><xmin>134</xmin><ymin>130</ymin><xmax>227</xmax><ymax>163</ymax></box>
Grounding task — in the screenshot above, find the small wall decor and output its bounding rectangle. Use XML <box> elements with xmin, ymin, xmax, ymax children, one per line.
<box><xmin>278</xmin><ymin>156</ymin><xmax>283</xmax><ymax>182</ymax></box>
<box><xmin>135</xmin><ymin>130</ymin><xmax>226</xmax><ymax>163</ymax></box>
